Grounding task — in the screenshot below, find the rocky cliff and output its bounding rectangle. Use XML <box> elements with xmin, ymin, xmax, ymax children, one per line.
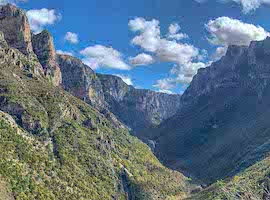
<box><xmin>0</xmin><ymin>5</ymin><xmax>189</xmax><ymax>199</ymax></box>
<box><xmin>0</xmin><ymin>3</ymin><xmax>33</xmax><ymax>56</ymax></box>
<box><xmin>97</xmin><ymin>74</ymin><xmax>182</xmax><ymax>134</ymax></box>
<box><xmin>0</xmin><ymin>4</ymin><xmax>62</xmax><ymax>85</ymax></box>
<box><xmin>153</xmin><ymin>37</ymin><xmax>270</xmax><ymax>184</ymax></box>
<box><xmin>32</xmin><ymin>30</ymin><xmax>62</xmax><ymax>86</ymax></box>
<box><xmin>57</xmin><ymin>53</ymin><xmax>182</xmax><ymax>136</ymax></box>
<box><xmin>0</xmin><ymin>4</ymin><xmax>182</xmax><ymax>137</ymax></box>
<box><xmin>57</xmin><ymin>54</ymin><xmax>105</xmax><ymax>108</ymax></box>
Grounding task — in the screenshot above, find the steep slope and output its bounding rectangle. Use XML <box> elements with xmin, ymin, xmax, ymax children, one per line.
<box><xmin>57</xmin><ymin>54</ymin><xmax>182</xmax><ymax>136</ymax></box>
<box><xmin>0</xmin><ymin>4</ymin><xmax>62</xmax><ymax>85</ymax></box>
<box><xmin>0</xmin><ymin>5</ymin><xmax>189</xmax><ymax>199</ymax></box>
<box><xmin>190</xmin><ymin>156</ymin><xmax>270</xmax><ymax>199</ymax></box>
<box><xmin>32</xmin><ymin>30</ymin><xmax>62</xmax><ymax>86</ymax></box>
<box><xmin>97</xmin><ymin>74</ymin><xmax>182</xmax><ymax>134</ymax></box>
<box><xmin>57</xmin><ymin>54</ymin><xmax>105</xmax><ymax>109</ymax></box>
<box><xmin>153</xmin><ymin>37</ymin><xmax>270</xmax><ymax>184</ymax></box>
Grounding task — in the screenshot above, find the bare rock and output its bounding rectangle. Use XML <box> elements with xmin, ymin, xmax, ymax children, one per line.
<box><xmin>57</xmin><ymin>54</ymin><xmax>105</xmax><ymax>108</ymax></box>
<box><xmin>32</xmin><ymin>30</ymin><xmax>62</xmax><ymax>86</ymax></box>
<box><xmin>0</xmin><ymin>4</ymin><xmax>33</xmax><ymax>56</ymax></box>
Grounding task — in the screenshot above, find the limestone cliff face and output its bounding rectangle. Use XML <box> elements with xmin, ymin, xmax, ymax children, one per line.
<box><xmin>0</xmin><ymin>31</ymin><xmax>42</xmax><ymax>76</ymax></box>
<box><xmin>57</xmin><ymin>54</ymin><xmax>105</xmax><ymax>108</ymax></box>
<box><xmin>97</xmin><ymin>74</ymin><xmax>182</xmax><ymax>134</ymax></box>
<box><xmin>0</xmin><ymin>4</ymin><xmax>44</xmax><ymax>75</ymax></box>
<box><xmin>0</xmin><ymin>4</ymin><xmax>34</xmax><ymax>56</ymax></box>
<box><xmin>57</xmin><ymin>55</ymin><xmax>182</xmax><ymax>135</ymax></box>
<box><xmin>32</xmin><ymin>31</ymin><xmax>62</xmax><ymax>86</ymax></box>
<box><xmin>153</xmin><ymin>37</ymin><xmax>270</xmax><ymax>184</ymax></box>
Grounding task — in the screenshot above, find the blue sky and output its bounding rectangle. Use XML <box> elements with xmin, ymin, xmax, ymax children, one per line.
<box><xmin>11</xmin><ymin>0</ymin><xmax>270</xmax><ymax>93</ymax></box>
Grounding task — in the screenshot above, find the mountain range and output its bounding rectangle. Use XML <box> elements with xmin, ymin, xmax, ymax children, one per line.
<box><xmin>1</xmin><ymin>3</ymin><xmax>270</xmax><ymax>200</ymax></box>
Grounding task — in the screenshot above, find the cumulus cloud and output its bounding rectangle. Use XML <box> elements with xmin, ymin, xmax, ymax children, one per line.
<box><xmin>167</xmin><ymin>23</ymin><xmax>189</xmax><ymax>40</ymax></box>
<box><xmin>56</xmin><ymin>50</ymin><xmax>73</xmax><ymax>56</ymax></box>
<box><xmin>129</xmin><ymin>53</ymin><xmax>154</xmax><ymax>66</ymax></box>
<box><xmin>206</xmin><ymin>17</ymin><xmax>269</xmax><ymax>47</ymax></box>
<box><xmin>26</xmin><ymin>8</ymin><xmax>61</xmax><ymax>33</ymax></box>
<box><xmin>206</xmin><ymin>17</ymin><xmax>270</xmax><ymax>62</ymax></box>
<box><xmin>80</xmin><ymin>45</ymin><xmax>131</xmax><ymax>70</ymax></box>
<box><xmin>129</xmin><ymin>18</ymin><xmax>160</xmax><ymax>52</ymax></box>
<box><xmin>129</xmin><ymin>18</ymin><xmax>201</xmax><ymax>68</ymax></box>
<box><xmin>64</xmin><ymin>32</ymin><xmax>79</xmax><ymax>44</ymax></box>
<box><xmin>153</xmin><ymin>78</ymin><xmax>177</xmax><ymax>90</ymax></box>
<box><xmin>129</xmin><ymin>17</ymin><xmax>206</xmax><ymax>92</ymax></box>
<box><xmin>114</xmin><ymin>74</ymin><xmax>133</xmax><ymax>85</ymax></box>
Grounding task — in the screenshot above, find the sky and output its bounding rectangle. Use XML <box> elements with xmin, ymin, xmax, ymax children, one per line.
<box><xmin>3</xmin><ymin>0</ymin><xmax>270</xmax><ymax>94</ymax></box>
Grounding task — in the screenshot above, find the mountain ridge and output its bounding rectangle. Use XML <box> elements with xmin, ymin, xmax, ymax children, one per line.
<box><xmin>0</xmin><ymin>4</ymin><xmax>190</xmax><ymax>199</ymax></box>
<box><xmin>152</xmin><ymin>36</ymin><xmax>270</xmax><ymax>185</ymax></box>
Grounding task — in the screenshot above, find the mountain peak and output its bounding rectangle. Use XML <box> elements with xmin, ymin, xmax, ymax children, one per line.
<box><xmin>0</xmin><ymin>4</ymin><xmax>33</xmax><ymax>56</ymax></box>
<box><xmin>32</xmin><ymin>30</ymin><xmax>62</xmax><ymax>86</ymax></box>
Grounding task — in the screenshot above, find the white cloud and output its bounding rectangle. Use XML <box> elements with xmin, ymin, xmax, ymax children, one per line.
<box><xmin>157</xmin><ymin>89</ymin><xmax>174</xmax><ymax>94</ymax></box>
<box><xmin>206</xmin><ymin>17</ymin><xmax>270</xmax><ymax>62</ymax></box>
<box><xmin>129</xmin><ymin>53</ymin><xmax>154</xmax><ymax>66</ymax></box>
<box><xmin>231</xmin><ymin>0</ymin><xmax>270</xmax><ymax>14</ymax></box>
<box><xmin>114</xmin><ymin>74</ymin><xmax>133</xmax><ymax>85</ymax></box>
<box><xmin>156</xmin><ymin>40</ymin><xmax>199</xmax><ymax>65</ymax></box>
<box><xmin>171</xmin><ymin>62</ymin><xmax>206</xmax><ymax>84</ymax></box>
<box><xmin>80</xmin><ymin>45</ymin><xmax>131</xmax><ymax>70</ymax></box>
<box><xmin>64</xmin><ymin>32</ymin><xmax>79</xmax><ymax>44</ymax></box>
<box><xmin>206</xmin><ymin>17</ymin><xmax>269</xmax><ymax>47</ymax></box>
<box><xmin>0</xmin><ymin>0</ymin><xmax>27</xmax><ymax>5</ymax></box>
<box><xmin>195</xmin><ymin>0</ymin><xmax>270</xmax><ymax>13</ymax></box>
<box><xmin>211</xmin><ymin>46</ymin><xmax>227</xmax><ymax>61</ymax></box>
<box><xmin>129</xmin><ymin>18</ymin><xmax>201</xmax><ymax>66</ymax></box>
<box><xmin>56</xmin><ymin>50</ymin><xmax>73</xmax><ymax>56</ymax></box>
<box><xmin>26</xmin><ymin>8</ymin><xmax>61</xmax><ymax>33</ymax></box>
<box><xmin>129</xmin><ymin>17</ymin><xmax>206</xmax><ymax>93</ymax></box>
<box><xmin>153</xmin><ymin>78</ymin><xmax>177</xmax><ymax>90</ymax></box>
<box><xmin>129</xmin><ymin>18</ymin><xmax>160</xmax><ymax>52</ymax></box>
<box><xmin>167</xmin><ymin>23</ymin><xmax>189</xmax><ymax>40</ymax></box>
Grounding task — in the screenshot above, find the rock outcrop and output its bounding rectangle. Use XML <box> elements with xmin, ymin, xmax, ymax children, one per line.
<box><xmin>0</xmin><ymin>31</ymin><xmax>7</xmax><ymax>48</ymax></box>
<box><xmin>97</xmin><ymin>74</ymin><xmax>182</xmax><ymax>134</ymax></box>
<box><xmin>32</xmin><ymin>30</ymin><xmax>62</xmax><ymax>86</ymax></box>
<box><xmin>0</xmin><ymin>4</ymin><xmax>44</xmax><ymax>76</ymax></box>
<box><xmin>57</xmin><ymin>55</ymin><xmax>182</xmax><ymax>135</ymax></box>
<box><xmin>153</xmin><ymin>37</ymin><xmax>270</xmax><ymax>184</ymax></box>
<box><xmin>57</xmin><ymin>54</ymin><xmax>105</xmax><ymax>108</ymax></box>
<box><xmin>0</xmin><ymin>4</ymin><xmax>34</xmax><ymax>57</ymax></box>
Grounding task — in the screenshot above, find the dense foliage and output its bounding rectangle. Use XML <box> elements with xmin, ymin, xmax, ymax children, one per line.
<box><xmin>0</xmin><ymin>56</ymin><xmax>188</xmax><ymax>199</ymax></box>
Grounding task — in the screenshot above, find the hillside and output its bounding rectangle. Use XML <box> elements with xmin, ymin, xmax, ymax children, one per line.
<box><xmin>190</xmin><ymin>156</ymin><xmax>270</xmax><ymax>199</ymax></box>
<box><xmin>57</xmin><ymin>54</ymin><xmax>182</xmax><ymax>137</ymax></box>
<box><xmin>152</xmin><ymin>38</ymin><xmax>270</xmax><ymax>185</ymax></box>
<box><xmin>0</xmin><ymin>4</ymin><xmax>189</xmax><ymax>200</ymax></box>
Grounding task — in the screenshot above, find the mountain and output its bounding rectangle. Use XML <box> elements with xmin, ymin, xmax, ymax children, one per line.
<box><xmin>0</xmin><ymin>4</ymin><xmax>189</xmax><ymax>199</ymax></box>
<box><xmin>57</xmin><ymin>53</ymin><xmax>182</xmax><ymax>137</ymax></box>
<box><xmin>152</xmin><ymin>37</ymin><xmax>270</xmax><ymax>185</ymax></box>
<box><xmin>97</xmin><ymin>74</ymin><xmax>182</xmax><ymax>134</ymax></box>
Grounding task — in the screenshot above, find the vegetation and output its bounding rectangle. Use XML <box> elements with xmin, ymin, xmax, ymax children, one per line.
<box><xmin>190</xmin><ymin>156</ymin><xmax>270</xmax><ymax>199</ymax></box>
<box><xmin>0</xmin><ymin>55</ymin><xmax>188</xmax><ymax>199</ymax></box>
